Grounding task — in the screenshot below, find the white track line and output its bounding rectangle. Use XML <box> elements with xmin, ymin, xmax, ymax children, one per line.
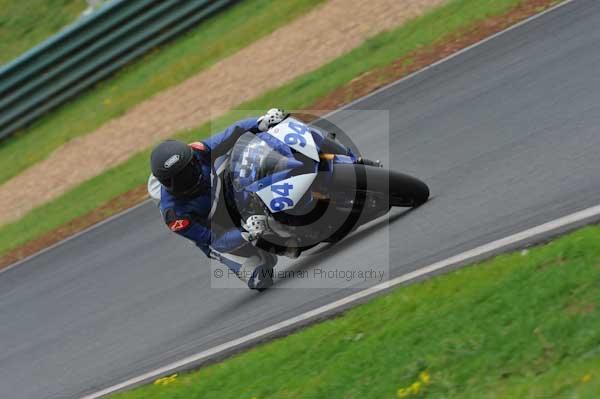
<box><xmin>82</xmin><ymin>203</ymin><xmax>600</xmax><ymax>398</ymax></box>
<box><xmin>324</xmin><ymin>0</ymin><xmax>576</xmax><ymax>113</ymax></box>
<box><xmin>0</xmin><ymin>200</ymin><xmax>151</xmax><ymax>275</ymax></box>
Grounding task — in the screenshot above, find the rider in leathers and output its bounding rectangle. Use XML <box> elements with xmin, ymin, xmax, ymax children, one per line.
<box><xmin>148</xmin><ymin>109</ymin><xmax>369</xmax><ymax>290</ymax></box>
<box><xmin>148</xmin><ymin>109</ymin><xmax>289</xmax><ymax>290</ymax></box>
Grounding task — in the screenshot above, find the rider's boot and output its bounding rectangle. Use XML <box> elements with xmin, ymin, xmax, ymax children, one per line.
<box><xmin>247</xmin><ymin>263</ymin><xmax>275</xmax><ymax>291</ymax></box>
<box><xmin>241</xmin><ymin>251</ymin><xmax>277</xmax><ymax>291</ymax></box>
<box><xmin>215</xmin><ymin>248</ymin><xmax>277</xmax><ymax>291</ymax></box>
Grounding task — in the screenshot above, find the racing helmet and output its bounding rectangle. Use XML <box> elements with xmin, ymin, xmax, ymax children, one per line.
<box><xmin>150</xmin><ymin>140</ymin><xmax>207</xmax><ymax>198</ymax></box>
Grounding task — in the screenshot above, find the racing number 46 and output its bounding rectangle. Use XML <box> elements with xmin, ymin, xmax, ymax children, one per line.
<box><xmin>270</xmin><ymin>183</ymin><xmax>294</xmax><ymax>211</ymax></box>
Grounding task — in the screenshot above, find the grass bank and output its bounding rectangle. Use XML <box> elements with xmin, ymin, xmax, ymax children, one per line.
<box><xmin>0</xmin><ymin>0</ymin><xmax>323</xmax><ymax>185</ymax></box>
<box><xmin>0</xmin><ymin>0</ymin><xmax>562</xmax><ymax>260</ymax></box>
<box><xmin>0</xmin><ymin>0</ymin><xmax>85</xmax><ymax>64</ymax></box>
<box><xmin>111</xmin><ymin>225</ymin><xmax>600</xmax><ymax>398</ymax></box>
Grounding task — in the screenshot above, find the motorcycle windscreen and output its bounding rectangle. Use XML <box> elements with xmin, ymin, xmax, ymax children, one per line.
<box><xmin>230</xmin><ymin>133</ymin><xmax>303</xmax><ymax>192</ymax></box>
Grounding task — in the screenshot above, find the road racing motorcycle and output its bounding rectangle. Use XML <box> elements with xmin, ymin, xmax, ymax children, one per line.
<box><xmin>215</xmin><ymin>116</ymin><xmax>429</xmax><ymax>259</ymax></box>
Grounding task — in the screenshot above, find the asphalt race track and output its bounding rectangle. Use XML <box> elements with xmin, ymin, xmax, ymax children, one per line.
<box><xmin>2</xmin><ymin>1</ymin><xmax>600</xmax><ymax>398</ymax></box>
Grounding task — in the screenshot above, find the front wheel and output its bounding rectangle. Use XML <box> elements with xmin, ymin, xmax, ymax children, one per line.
<box><xmin>387</xmin><ymin>170</ymin><xmax>429</xmax><ymax>207</ymax></box>
<box><xmin>330</xmin><ymin>164</ymin><xmax>429</xmax><ymax>208</ymax></box>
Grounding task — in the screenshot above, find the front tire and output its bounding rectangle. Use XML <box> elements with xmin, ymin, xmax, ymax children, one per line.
<box><xmin>330</xmin><ymin>164</ymin><xmax>429</xmax><ymax>208</ymax></box>
<box><xmin>387</xmin><ymin>170</ymin><xmax>429</xmax><ymax>207</ymax></box>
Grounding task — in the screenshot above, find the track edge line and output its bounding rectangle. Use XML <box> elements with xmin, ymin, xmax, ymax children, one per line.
<box><xmin>81</xmin><ymin>202</ymin><xmax>600</xmax><ymax>398</ymax></box>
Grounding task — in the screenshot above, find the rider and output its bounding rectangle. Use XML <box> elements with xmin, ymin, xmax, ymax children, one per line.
<box><xmin>148</xmin><ymin>109</ymin><xmax>290</xmax><ymax>290</ymax></box>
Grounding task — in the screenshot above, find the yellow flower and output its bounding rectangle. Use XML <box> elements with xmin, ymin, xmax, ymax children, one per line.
<box><xmin>410</xmin><ymin>381</ymin><xmax>422</xmax><ymax>394</ymax></box>
<box><xmin>153</xmin><ymin>374</ymin><xmax>178</xmax><ymax>385</ymax></box>
<box><xmin>419</xmin><ymin>371</ymin><xmax>431</xmax><ymax>384</ymax></box>
<box><xmin>581</xmin><ymin>374</ymin><xmax>592</xmax><ymax>383</ymax></box>
<box><xmin>397</xmin><ymin>371</ymin><xmax>430</xmax><ymax>398</ymax></box>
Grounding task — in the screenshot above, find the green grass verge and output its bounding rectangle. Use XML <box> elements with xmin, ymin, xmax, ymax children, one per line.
<box><xmin>0</xmin><ymin>0</ymin><xmax>323</xmax><ymax>185</ymax></box>
<box><xmin>110</xmin><ymin>225</ymin><xmax>600</xmax><ymax>399</ymax></box>
<box><xmin>0</xmin><ymin>0</ymin><xmax>85</xmax><ymax>64</ymax></box>
<box><xmin>0</xmin><ymin>0</ymin><xmax>548</xmax><ymax>257</ymax></box>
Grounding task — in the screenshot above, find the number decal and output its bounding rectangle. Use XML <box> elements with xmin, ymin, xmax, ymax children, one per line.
<box><xmin>285</xmin><ymin>133</ymin><xmax>307</xmax><ymax>147</ymax></box>
<box><xmin>267</xmin><ymin>118</ymin><xmax>319</xmax><ymax>161</ymax></box>
<box><xmin>270</xmin><ymin>197</ymin><xmax>293</xmax><ymax>211</ymax></box>
<box><xmin>270</xmin><ymin>183</ymin><xmax>294</xmax><ymax>210</ymax></box>
<box><xmin>256</xmin><ymin>173</ymin><xmax>318</xmax><ymax>213</ymax></box>
<box><xmin>288</xmin><ymin>121</ymin><xmax>308</xmax><ymax>135</ymax></box>
<box><xmin>284</xmin><ymin>121</ymin><xmax>309</xmax><ymax>148</ymax></box>
<box><xmin>271</xmin><ymin>183</ymin><xmax>293</xmax><ymax>197</ymax></box>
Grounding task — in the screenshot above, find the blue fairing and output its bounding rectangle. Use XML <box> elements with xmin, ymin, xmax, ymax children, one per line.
<box><xmin>227</xmin><ymin>118</ymin><xmax>365</xmax><ymax>215</ymax></box>
<box><xmin>230</xmin><ymin>131</ymin><xmax>320</xmax><ymax>193</ymax></box>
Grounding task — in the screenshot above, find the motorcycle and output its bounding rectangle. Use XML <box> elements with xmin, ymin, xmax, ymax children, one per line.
<box><xmin>217</xmin><ymin>116</ymin><xmax>429</xmax><ymax>259</ymax></box>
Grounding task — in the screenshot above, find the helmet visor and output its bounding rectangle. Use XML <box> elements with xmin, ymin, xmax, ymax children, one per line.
<box><xmin>170</xmin><ymin>158</ymin><xmax>204</xmax><ymax>196</ymax></box>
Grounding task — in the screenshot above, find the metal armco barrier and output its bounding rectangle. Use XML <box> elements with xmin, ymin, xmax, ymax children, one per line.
<box><xmin>0</xmin><ymin>0</ymin><xmax>237</xmax><ymax>140</ymax></box>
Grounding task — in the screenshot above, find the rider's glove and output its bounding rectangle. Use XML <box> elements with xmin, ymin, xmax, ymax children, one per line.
<box><xmin>241</xmin><ymin>215</ymin><xmax>269</xmax><ymax>242</ymax></box>
<box><xmin>257</xmin><ymin>108</ymin><xmax>289</xmax><ymax>131</ymax></box>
